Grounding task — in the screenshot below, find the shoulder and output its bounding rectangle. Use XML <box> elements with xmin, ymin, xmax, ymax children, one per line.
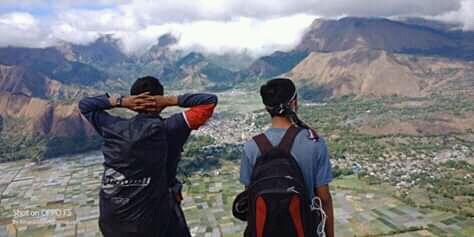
<box><xmin>294</xmin><ymin>129</ymin><xmax>327</xmax><ymax>151</ymax></box>
<box><xmin>244</xmin><ymin>137</ymin><xmax>260</xmax><ymax>157</ymax></box>
<box><xmin>164</xmin><ymin>112</ymin><xmax>188</xmax><ymax>130</ymax></box>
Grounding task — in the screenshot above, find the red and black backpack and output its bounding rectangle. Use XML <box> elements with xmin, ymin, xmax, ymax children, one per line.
<box><xmin>240</xmin><ymin>126</ymin><xmax>320</xmax><ymax>237</ymax></box>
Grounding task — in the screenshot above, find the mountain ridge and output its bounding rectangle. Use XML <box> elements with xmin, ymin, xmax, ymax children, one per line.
<box><xmin>0</xmin><ymin>16</ymin><xmax>472</xmax><ymax>161</ymax></box>
<box><xmin>296</xmin><ymin>17</ymin><xmax>473</xmax><ymax>60</ymax></box>
<box><xmin>286</xmin><ymin>47</ymin><xmax>473</xmax><ymax>100</ymax></box>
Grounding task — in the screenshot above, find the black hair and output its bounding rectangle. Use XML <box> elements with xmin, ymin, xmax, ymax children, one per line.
<box><xmin>260</xmin><ymin>78</ymin><xmax>310</xmax><ymax>129</ymax></box>
<box><xmin>260</xmin><ymin>78</ymin><xmax>296</xmax><ymax>108</ymax></box>
<box><xmin>130</xmin><ymin>76</ymin><xmax>164</xmax><ymax>96</ymax></box>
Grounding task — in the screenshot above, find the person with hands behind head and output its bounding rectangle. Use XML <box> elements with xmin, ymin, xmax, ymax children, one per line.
<box><xmin>79</xmin><ymin>76</ymin><xmax>218</xmax><ymax>237</ymax></box>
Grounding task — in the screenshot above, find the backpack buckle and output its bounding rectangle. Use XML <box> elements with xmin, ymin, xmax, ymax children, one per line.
<box><xmin>287</xmin><ymin>186</ymin><xmax>299</xmax><ymax>193</ymax></box>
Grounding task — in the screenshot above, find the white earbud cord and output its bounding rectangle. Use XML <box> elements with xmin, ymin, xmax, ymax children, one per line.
<box><xmin>311</xmin><ymin>197</ymin><xmax>327</xmax><ymax>237</ymax></box>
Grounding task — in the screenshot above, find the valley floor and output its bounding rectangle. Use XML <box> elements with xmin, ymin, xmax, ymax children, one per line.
<box><xmin>0</xmin><ymin>154</ymin><xmax>472</xmax><ymax>237</ymax></box>
<box><xmin>1</xmin><ymin>90</ymin><xmax>473</xmax><ymax>237</ymax></box>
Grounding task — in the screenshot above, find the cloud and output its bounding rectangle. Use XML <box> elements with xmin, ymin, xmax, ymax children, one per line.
<box><xmin>308</xmin><ymin>0</ymin><xmax>461</xmax><ymax>18</ymax></box>
<box><xmin>114</xmin><ymin>14</ymin><xmax>316</xmax><ymax>55</ymax></box>
<box><xmin>434</xmin><ymin>0</ymin><xmax>474</xmax><ymax>30</ymax></box>
<box><xmin>47</xmin><ymin>7</ymin><xmax>317</xmax><ymax>55</ymax></box>
<box><xmin>0</xmin><ymin>0</ymin><xmax>471</xmax><ymax>55</ymax></box>
<box><xmin>56</xmin><ymin>8</ymin><xmax>138</xmax><ymax>32</ymax></box>
<box><xmin>0</xmin><ymin>12</ymin><xmax>48</xmax><ymax>47</ymax></box>
<box><xmin>111</xmin><ymin>0</ymin><xmax>464</xmax><ymax>23</ymax></box>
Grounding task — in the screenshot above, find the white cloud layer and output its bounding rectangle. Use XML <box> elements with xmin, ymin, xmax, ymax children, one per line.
<box><xmin>0</xmin><ymin>0</ymin><xmax>472</xmax><ymax>55</ymax></box>
<box><xmin>434</xmin><ymin>0</ymin><xmax>474</xmax><ymax>30</ymax></box>
<box><xmin>114</xmin><ymin>14</ymin><xmax>317</xmax><ymax>55</ymax></box>
<box><xmin>0</xmin><ymin>12</ymin><xmax>47</xmax><ymax>48</ymax></box>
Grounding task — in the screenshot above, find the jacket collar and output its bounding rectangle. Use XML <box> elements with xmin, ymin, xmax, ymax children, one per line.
<box><xmin>135</xmin><ymin>112</ymin><xmax>162</xmax><ymax>119</ymax></box>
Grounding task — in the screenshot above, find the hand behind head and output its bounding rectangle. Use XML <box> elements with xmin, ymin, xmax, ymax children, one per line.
<box><xmin>123</xmin><ymin>92</ymin><xmax>161</xmax><ymax>113</ymax></box>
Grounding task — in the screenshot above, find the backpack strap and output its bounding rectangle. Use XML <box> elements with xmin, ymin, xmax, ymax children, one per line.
<box><xmin>253</xmin><ymin>134</ymin><xmax>273</xmax><ymax>155</ymax></box>
<box><xmin>278</xmin><ymin>126</ymin><xmax>303</xmax><ymax>153</ymax></box>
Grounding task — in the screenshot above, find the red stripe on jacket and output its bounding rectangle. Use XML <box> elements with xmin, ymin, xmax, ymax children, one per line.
<box><xmin>184</xmin><ymin>103</ymin><xmax>216</xmax><ymax>130</ymax></box>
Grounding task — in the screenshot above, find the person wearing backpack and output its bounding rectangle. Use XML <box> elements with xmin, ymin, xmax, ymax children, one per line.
<box><xmin>79</xmin><ymin>76</ymin><xmax>218</xmax><ymax>237</ymax></box>
<box><xmin>235</xmin><ymin>78</ymin><xmax>334</xmax><ymax>237</ymax></box>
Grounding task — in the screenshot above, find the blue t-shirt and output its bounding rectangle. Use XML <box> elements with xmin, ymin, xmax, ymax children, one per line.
<box><xmin>240</xmin><ymin>128</ymin><xmax>333</xmax><ymax>200</ymax></box>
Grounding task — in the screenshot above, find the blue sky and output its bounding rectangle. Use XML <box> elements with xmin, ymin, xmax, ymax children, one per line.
<box><xmin>0</xmin><ymin>6</ymin><xmax>49</xmax><ymax>16</ymax></box>
<box><xmin>0</xmin><ymin>1</ymin><xmax>119</xmax><ymax>15</ymax></box>
<box><xmin>0</xmin><ymin>0</ymin><xmax>471</xmax><ymax>55</ymax></box>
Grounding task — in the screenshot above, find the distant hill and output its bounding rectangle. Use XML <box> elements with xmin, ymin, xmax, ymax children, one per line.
<box><xmin>176</xmin><ymin>52</ymin><xmax>236</xmax><ymax>87</ymax></box>
<box><xmin>399</xmin><ymin>17</ymin><xmax>462</xmax><ymax>32</ymax></box>
<box><xmin>0</xmin><ymin>65</ymin><xmax>51</xmax><ymax>98</ymax></box>
<box><xmin>296</xmin><ymin>17</ymin><xmax>473</xmax><ymax>60</ymax></box>
<box><xmin>240</xmin><ymin>50</ymin><xmax>309</xmax><ymax>79</ymax></box>
<box><xmin>0</xmin><ymin>91</ymin><xmax>93</xmax><ymax>138</ymax></box>
<box><xmin>205</xmin><ymin>51</ymin><xmax>254</xmax><ymax>72</ymax></box>
<box><xmin>0</xmin><ymin>63</ymin><xmax>98</xmax><ymax>160</ymax></box>
<box><xmin>0</xmin><ymin>47</ymin><xmax>108</xmax><ymax>86</ymax></box>
<box><xmin>285</xmin><ymin>47</ymin><xmax>473</xmax><ymax>100</ymax></box>
<box><xmin>240</xmin><ymin>17</ymin><xmax>473</xmax><ymax>81</ymax></box>
<box><xmin>57</xmin><ymin>34</ymin><xmax>129</xmax><ymax>67</ymax></box>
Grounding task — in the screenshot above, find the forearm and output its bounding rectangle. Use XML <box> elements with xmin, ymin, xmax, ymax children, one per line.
<box><xmin>322</xmin><ymin>197</ymin><xmax>334</xmax><ymax>237</ymax></box>
<box><xmin>178</xmin><ymin>93</ymin><xmax>218</xmax><ymax>108</ymax></box>
<box><xmin>161</xmin><ymin>96</ymin><xmax>179</xmax><ymax>107</ymax></box>
<box><xmin>79</xmin><ymin>95</ymin><xmax>113</xmax><ymax>115</ymax></box>
<box><xmin>78</xmin><ymin>94</ymin><xmax>120</xmax><ymax>135</ymax></box>
<box><xmin>315</xmin><ymin>185</ymin><xmax>334</xmax><ymax>237</ymax></box>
